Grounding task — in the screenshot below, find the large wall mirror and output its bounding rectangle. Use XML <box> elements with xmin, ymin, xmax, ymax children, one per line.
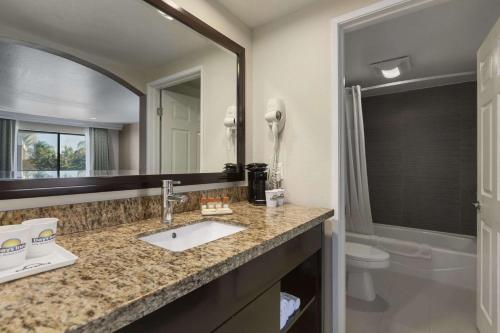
<box><xmin>0</xmin><ymin>0</ymin><xmax>245</xmax><ymax>199</ymax></box>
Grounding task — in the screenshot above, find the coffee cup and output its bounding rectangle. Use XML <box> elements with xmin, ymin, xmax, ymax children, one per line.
<box><xmin>22</xmin><ymin>218</ymin><xmax>58</xmax><ymax>258</ymax></box>
<box><xmin>0</xmin><ymin>224</ymin><xmax>29</xmax><ymax>270</ymax></box>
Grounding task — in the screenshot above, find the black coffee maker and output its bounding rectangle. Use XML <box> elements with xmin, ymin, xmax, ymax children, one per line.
<box><xmin>246</xmin><ymin>163</ymin><xmax>267</xmax><ymax>205</ymax></box>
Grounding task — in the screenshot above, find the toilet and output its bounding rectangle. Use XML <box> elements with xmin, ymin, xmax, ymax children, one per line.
<box><xmin>346</xmin><ymin>242</ymin><xmax>390</xmax><ymax>301</ymax></box>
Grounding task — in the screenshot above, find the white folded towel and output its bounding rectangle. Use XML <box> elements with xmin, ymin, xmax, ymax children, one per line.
<box><xmin>281</xmin><ymin>292</ymin><xmax>301</xmax><ymax>311</ymax></box>
<box><xmin>280</xmin><ymin>292</ymin><xmax>301</xmax><ymax>329</ymax></box>
<box><xmin>280</xmin><ymin>298</ymin><xmax>290</xmax><ymax>329</ymax></box>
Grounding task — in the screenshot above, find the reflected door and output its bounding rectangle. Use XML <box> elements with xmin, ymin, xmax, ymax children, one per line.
<box><xmin>161</xmin><ymin>90</ymin><xmax>200</xmax><ymax>173</ymax></box>
<box><xmin>477</xmin><ymin>18</ymin><xmax>500</xmax><ymax>333</ymax></box>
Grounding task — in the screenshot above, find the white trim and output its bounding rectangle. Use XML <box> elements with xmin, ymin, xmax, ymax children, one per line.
<box><xmin>146</xmin><ymin>66</ymin><xmax>203</xmax><ymax>173</ymax></box>
<box><xmin>0</xmin><ymin>109</ymin><xmax>124</xmax><ymax>130</ymax></box>
<box><xmin>332</xmin><ymin>0</ymin><xmax>446</xmax><ymax>32</ymax></box>
<box><xmin>199</xmin><ymin>69</ymin><xmax>206</xmax><ymax>172</ymax></box>
<box><xmin>146</xmin><ymin>85</ymin><xmax>160</xmax><ymax>172</ymax></box>
<box><xmin>330</xmin><ymin>16</ymin><xmax>345</xmax><ymax>333</ymax></box>
<box><xmin>330</xmin><ymin>1</ymin><xmax>444</xmax><ymax>332</ymax></box>
<box><xmin>148</xmin><ymin>66</ymin><xmax>203</xmax><ymax>88</ymax></box>
<box><xmin>361</xmin><ymin>71</ymin><xmax>476</xmax><ymax>92</ymax></box>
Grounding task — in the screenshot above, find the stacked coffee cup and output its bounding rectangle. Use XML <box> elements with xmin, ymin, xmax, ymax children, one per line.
<box><xmin>0</xmin><ymin>218</ymin><xmax>58</xmax><ymax>270</ymax></box>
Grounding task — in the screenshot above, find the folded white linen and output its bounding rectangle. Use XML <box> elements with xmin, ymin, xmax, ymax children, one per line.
<box><xmin>281</xmin><ymin>292</ymin><xmax>301</xmax><ymax>311</ymax></box>
<box><xmin>280</xmin><ymin>292</ymin><xmax>301</xmax><ymax>329</ymax></box>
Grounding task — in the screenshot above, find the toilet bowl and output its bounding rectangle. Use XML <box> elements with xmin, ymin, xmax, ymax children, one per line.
<box><xmin>346</xmin><ymin>242</ymin><xmax>390</xmax><ymax>301</ymax></box>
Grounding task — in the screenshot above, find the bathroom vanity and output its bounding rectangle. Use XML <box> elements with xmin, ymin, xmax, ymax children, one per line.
<box><xmin>0</xmin><ymin>203</ymin><xmax>333</xmax><ymax>333</ymax></box>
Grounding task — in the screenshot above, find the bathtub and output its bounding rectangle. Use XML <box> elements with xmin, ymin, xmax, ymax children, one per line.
<box><xmin>346</xmin><ymin>223</ymin><xmax>477</xmax><ymax>290</ymax></box>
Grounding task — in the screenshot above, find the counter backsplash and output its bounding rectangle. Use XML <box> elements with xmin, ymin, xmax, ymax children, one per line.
<box><xmin>0</xmin><ymin>186</ymin><xmax>247</xmax><ymax>235</ymax></box>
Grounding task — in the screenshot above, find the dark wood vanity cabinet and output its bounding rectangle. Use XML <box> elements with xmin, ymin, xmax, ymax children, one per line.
<box><xmin>213</xmin><ymin>282</ymin><xmax>280</xmax><ymax>333</ymax></box>
<box><xmin>118</xmin><ymin>223</ymin><xmax>324</xmax><ymax>333</ymax></box>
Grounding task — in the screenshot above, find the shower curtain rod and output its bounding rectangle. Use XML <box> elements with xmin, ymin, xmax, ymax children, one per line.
<box><xmin>359</xmin><ymin>71</ymin><xmax>476</xmax><ymax>92</ymax></box>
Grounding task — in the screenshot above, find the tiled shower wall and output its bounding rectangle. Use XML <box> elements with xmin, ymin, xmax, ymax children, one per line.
<box><xmin>362</xmin><ymin>82</ymin><xmax>477</xmax><ymax>235</ymax></box>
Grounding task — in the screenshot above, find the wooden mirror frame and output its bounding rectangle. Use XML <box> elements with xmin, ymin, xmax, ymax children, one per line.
<box><xmin>0</xmin><ymin>0</ymin><xmax>245</xmax><ymax>200</ymax></box>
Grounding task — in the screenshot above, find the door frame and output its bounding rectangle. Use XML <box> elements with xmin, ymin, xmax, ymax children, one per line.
<box><xmin>146</xmin><ymin>66</ymin><xmax>204</xmax><ymax>173</ymax></box>
<box><xmin>330</xmin><ymin>0</ymin><xmax>447</xmax><ymax>332</ymax></box>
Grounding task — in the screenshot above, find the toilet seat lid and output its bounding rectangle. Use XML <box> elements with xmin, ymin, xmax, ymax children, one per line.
<box><xmin>346</xmin><ymin>242</ymin><xmax>389</xmax><ymax>262</ymax></box>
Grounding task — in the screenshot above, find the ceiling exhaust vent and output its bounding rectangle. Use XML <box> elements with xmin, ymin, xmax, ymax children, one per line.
<box><xmin>370</xmin><ymin>56</ymin><xmax>412</xmax><ymax>79</ymax></box>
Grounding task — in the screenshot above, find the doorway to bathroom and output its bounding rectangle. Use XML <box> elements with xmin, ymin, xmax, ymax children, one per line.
<box><xmin>160</xmin><ymin>78</ymin><xmax>202</xmax><ymax>174</ymax></box>
<box><xmin>332</xmin><ymin>0</ymin><xmax>500</xmax><ymax>332</ymax></box>
<box><xmin>146</xmin><ymin>67</ymin><xmax>204</xmax><ymax>174</ymax></box>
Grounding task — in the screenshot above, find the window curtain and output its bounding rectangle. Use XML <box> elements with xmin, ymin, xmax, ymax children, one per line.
<box><xmin>0</xmin><ymin>118</ymin><xmax>16</xmax><ymax>177</ymax></box>
<box><xmin>344</xmin><ymin>86</ymin><xmax>374</xmax><ymax>235</ymax></box>
<box><xmin>89</xmin><ymin>128</ymin><xmax>114</xmax><ymax>172</ymax></box>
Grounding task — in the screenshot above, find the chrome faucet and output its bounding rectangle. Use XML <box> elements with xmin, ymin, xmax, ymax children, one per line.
<box><xmin>161</xmin><ymin>180</ymin><xmax>188</xmax><ymax>225</ymax></box>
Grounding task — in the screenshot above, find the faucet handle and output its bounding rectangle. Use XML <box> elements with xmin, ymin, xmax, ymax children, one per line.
<box><xmin>179</xmin><ymin>194</ymin><xmax>188</xmax><ymax>203</ymax></box>
<box><xmin>162</xmin><ymin>179</ymin><xmax>181</xmax><ymax>187</ymax></box>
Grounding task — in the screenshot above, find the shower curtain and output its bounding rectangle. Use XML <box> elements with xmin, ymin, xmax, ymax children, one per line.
<box><xmin>344</xmin><ymin>86</ymin><xmax>374</xmax><ymax>235</ymax></box>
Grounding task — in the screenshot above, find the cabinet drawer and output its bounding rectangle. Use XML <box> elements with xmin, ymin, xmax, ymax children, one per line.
<box><xmin>214</xmin><ymin>283</ymin><xmax>280</xmax><ymax>333</ymax></box>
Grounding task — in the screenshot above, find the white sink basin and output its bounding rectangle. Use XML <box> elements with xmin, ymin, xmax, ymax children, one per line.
<box><xmin>139</xmin><ymin>221</ymin><xmax>246</xmax><ymax>252</ymax></box>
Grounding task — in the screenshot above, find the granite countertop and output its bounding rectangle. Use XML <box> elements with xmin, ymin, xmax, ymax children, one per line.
<box><xmin>0</xmin><ymin>202</ymin><xmax>333</xmax><ymax>333</ymax></box>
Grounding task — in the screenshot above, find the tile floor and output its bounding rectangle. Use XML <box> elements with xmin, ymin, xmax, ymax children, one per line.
<box><xmin>346</xmin><ymin>270</ymin><xmax>477</xmax><ymax>333</ymax></box>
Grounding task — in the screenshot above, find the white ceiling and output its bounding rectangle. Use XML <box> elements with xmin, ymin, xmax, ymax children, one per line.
<box><xmin>215</xmin><ymin>0</ymin><xmax>319</xmax><ymax>28</ymax></box>
<box><xmin>0</xmin><ymin>41</ymin><xmax>139</xmax><ymax>125</ymax></box>
<box><xmin>0</xmin><ymin>0</ymin><xmax>215</xmax><ymax>69</ymax></box>
<box><xmin>345</xmin><ymin>0</ymin><xmax>500</xmax><ymax>88</ymax></box>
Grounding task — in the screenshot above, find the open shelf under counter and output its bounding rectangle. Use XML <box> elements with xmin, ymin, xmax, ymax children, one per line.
<box><xmin>280</xmin><ymin>249</ymin><xmax>322</xmax><ymax>333</ymax></box>
<box><xmin>281</xmin><ymin>295</ymin><xmax>317</xmax><ymax>333</ymax></box>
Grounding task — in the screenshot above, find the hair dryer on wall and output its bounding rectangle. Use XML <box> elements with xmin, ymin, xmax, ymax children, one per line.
<box><xmin>224</xmin><ymin>105</ymin><xmax>237</xmax><ymax>162</ymax></box>
<box><xmin>224</xmin><ymin>105</ymin><xmax>236</xmax><ymax>138</ymax></box>
<box><xmin>265</xmin><ymin>99</ymin><xmax>286</xmax><ymax>135</ymax></box>
<box><xmin>265</xmin><ymin>98</ymin><xmax>285</xmax><ymax>189</ymax></box>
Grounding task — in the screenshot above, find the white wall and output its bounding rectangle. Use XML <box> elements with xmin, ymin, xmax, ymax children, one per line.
<box><xmin>119</xmin><ymin>123</ymin><xmax>140</xmax><ymax>172</ymax></box>
<box><xmin>251</xmin><ymin>3</ymin><xmax>381</xmax><ymax>332</ymax></box>
<box><xmin>173</xmin><ymin>0</ymin><xmax>253</xmax><ymax>168</ymax></box>
<box><xmin>252</xmin><ymin>0</ymin><xmax>378</xmax><ymax>209</ymax></box>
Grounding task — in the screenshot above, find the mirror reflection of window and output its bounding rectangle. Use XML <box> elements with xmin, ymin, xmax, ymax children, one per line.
<box><xmin>18</xmin><ymin>131</ymin><xmax>58</xmax><ymax>179</ymax></box>
<box><xmin>17</xmin><ymin>130</ymin><xmax>86</xmax><ymax>179</ymax></box>
<box><xmin>60</xmin><ymin>134</ymin><xmax>86</xmax><ymax>177</ymax></box>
